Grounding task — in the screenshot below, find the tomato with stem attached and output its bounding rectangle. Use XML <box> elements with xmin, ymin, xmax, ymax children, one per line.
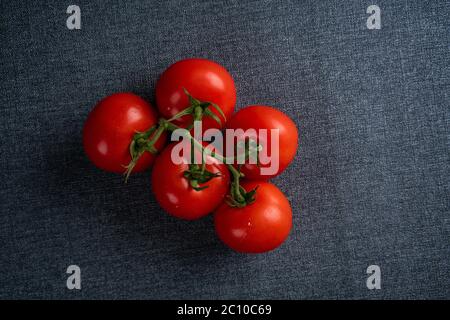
<box><xmin>155</xmin><ymin>58</ymin><xmax>236</xmax><ymax>129</ymax></box>
<box><xmin>83</xmin><ymin>93</ymin><xmax>165</xmax><ymax>173</ymax></box>
<box><xmin>152</xmin><ymin>142</ymin><xmax>230</xmax><ymax>220</ymax></box>
<box><xmin>214</xmin><ymin>181</ymin><xmax>293</xmax><ymax>253</ymax></box>
<box><xmin>225</xmin><ymin>105</ymin><xmax>298</xmax><ymax>180</ymax></box>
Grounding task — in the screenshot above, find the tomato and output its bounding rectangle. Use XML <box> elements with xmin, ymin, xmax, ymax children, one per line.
<box><xmin>155</xmin><ymin>58</ymin><xmax>236</xmax><ymax>129</ymax></box>
<box><xmin>214</xmin><ymin>181</ymin><xmax>293</xmax><ymax>253</ymax></box>
<box><xmin>152</xmin><ymin>143</ymin><xmax>230</xmax><ymax>220</ymax></box>
<box><xmin>83</xmin><ymin>93</ymin><xmax>165</xmax><ymax>173</ymax></box>
<box><xmin>225</xmin><ymin>105</ymin><xmax>298</xmax><ymax>180</ymax></box>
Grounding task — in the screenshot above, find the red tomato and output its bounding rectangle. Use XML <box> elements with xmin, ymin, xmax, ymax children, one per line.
<box><xmin>214</xmin><ymin>181</ymin><xmax>293</xmax><ymax>253</ymax></box>
<box><xmin>155</xmin><ymin>58</ymin><xmax>236</xmax><ymax>129</ymax></box>
<box><xmin>152</xmin><ymin>143</ymin><xmax>230</xmax><ymax>220</ymax></box>
<box><xmin>225</xmin><ymin>105</ymin><xmax>298</xmax><ymax>180</ymax></box>
<box><xmin>83</xmin><ymin>93</ymin><xmax>165</xmax><ymax>173</ymax></box>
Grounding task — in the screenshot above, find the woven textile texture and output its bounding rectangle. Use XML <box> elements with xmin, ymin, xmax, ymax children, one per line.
<box><xmin>0</xmin><ymin>0</ymin><xmax>448</xmax><ymax>299</ymax></box>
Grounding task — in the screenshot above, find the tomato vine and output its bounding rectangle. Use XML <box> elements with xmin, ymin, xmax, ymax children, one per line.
<box><xmin>125</xmin><ymin>90</ymin><xmax>259</xmax><ymax>207</ymax></box>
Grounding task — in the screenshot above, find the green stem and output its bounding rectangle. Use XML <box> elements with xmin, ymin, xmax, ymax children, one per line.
<box><xmin>125</xmin><ymin>90</ymin><xmax>235</xmax><ymax>179</ymax></box>
<box><xmin>146</xmin><ymin>123</ymin><xmax>165</xmax><ymax>153</ymax></box>
<box><xmin>124</xmin><ymin>90</ymin><xmax>258</xmax><ymax>206</ymax></box>
<box><xmin>193</xmin><ymin>106</ymin><xmax>203</xmax><ymax>121</ymax></box>
<box><xmin>161</xmin><ymin>119</ymin><xmax>248</xmax><ymax>203</ymax></box>
<box><xmin>227</xmin><ymin>164</ymin><xmax>245</xmax><ymax>203</ymax></box>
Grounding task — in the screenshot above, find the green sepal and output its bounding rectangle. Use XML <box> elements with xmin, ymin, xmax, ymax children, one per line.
<box><xmin>205</xmin><ymin>101</ymin><xmax>226</xmax><ymax>122</ymax></box>
<box><xmin>225</xmin><ymin>183</ymin><xmax>258</xmax><ymax>208</ymax></box>
<box><xmin>204</xmin><ymin>108</ymin><xmax>222</xmax><ymax>126</ymax></box>
<box><xmin>183</xmin><ymin>165</ymin><xmax>221</xmax><ymax>192</ymax></box>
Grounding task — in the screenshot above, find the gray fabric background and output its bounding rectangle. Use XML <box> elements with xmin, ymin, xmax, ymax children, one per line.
<box><xmin>0</xmin><ymin>0</ymin><xmax>449</xmax><ymax>299</ymax></box>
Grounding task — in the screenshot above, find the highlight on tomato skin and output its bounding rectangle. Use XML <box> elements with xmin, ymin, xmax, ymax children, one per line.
<box><xmin>155</xmin><ymin>58</ymin><xmax>237</xmax><ymax>130</ymax></box>
<box><xmin>214</xmin><ymin>181</ymin><xmax>293</xmax><ymax>254</ymax></box>
<box><xmin>151</xmin><ymin>143</ymin><xmax>230</xmax><ymax>221</ymax></box>
<box><xmin>82</xmin><ymin>92</ymin><xmax>165</xmax><ymax>174</ymax></box>
<box><xmin>225</xmin><ymin>105</ymin><xmax>298</xmax><ymax>180</ymax></box>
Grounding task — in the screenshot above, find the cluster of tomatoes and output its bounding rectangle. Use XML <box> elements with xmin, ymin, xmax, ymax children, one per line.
<box><xmin>83</xmin><ymin>58</ymin><xmax>298</xmax><ymax>253</ymax></box>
